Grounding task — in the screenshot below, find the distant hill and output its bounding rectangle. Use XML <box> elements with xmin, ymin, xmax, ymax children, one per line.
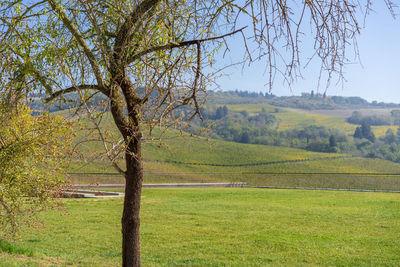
<box><xmin>207</xmin><ymin>90</ymin><xmax>400</xmax><ymax>110</ymax></box>
<box><xmin>29</xmin><ymin>89</ymin><xmax>400</xmax><ymax>113</ymax></box>
<box><xmin>185</xmin><ymin>91</ymin><xmax>400</xmax><ymax>164</ymax></box>
<box><xmin>35</xmin><ymin>90</ymin><xmax>400</xmax><ymax>166</ymax></box>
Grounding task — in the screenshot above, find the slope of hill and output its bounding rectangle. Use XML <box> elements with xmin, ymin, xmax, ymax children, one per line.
<box><xmin>217</xmin><ymin>103</ymin><xmax>397</xmax><ymax>137</ymax></box>
<box><xmin>66</xmin><ymin>111</ymin><xmax>400</xmax><ymax>191</ymax></box>
<box><xmin>196</xmin><ymin>95</ymin><xmax>400</xmax><ymax>164</ymax></box>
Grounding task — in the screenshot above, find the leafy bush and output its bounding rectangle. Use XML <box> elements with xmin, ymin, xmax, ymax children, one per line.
<box><xmin>0</xmin><ymin>103</ymin><xmax>73</xmax><ymax>240</ymax></box>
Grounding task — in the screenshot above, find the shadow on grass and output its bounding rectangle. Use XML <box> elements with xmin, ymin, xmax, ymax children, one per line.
<box><xmin>0</xmin><ymin>239</ymin><xmax>33</xmax><ymax>256</ymax></box>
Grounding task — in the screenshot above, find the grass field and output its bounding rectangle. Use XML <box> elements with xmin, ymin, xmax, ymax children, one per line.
<box><xmin>1</xmin><ymin>188</ymin><xmax>399</xmax><ymax>266</ymax></box>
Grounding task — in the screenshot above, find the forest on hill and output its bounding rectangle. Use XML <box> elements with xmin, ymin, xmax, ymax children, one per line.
<box><xmin>207</xmin><ymin>90</ymin><xmax>400</xmax><ymax>109</ymax></box>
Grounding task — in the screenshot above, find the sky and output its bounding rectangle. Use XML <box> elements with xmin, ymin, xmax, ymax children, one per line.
<box><xmin>212</xmin><ymin>2</ymin><xmax>400</xmax><ymax>103</ymax></box>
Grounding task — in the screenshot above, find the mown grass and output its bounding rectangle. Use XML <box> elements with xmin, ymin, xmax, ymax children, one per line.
<box><xmin>1</xmin><ymin>188</ymin><xmax>399</xmax><ymax>266</ymax></box>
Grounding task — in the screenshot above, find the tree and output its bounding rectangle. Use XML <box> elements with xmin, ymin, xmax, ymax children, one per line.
<box><xmin>354</xmin><ymin>127</ymin><xmax>363</xmax><ymax>139</ymax></box>
<box><xmin>0</xmin><ymin>101</ymin><xmax>72</xmax><ymax>240</ymax></box>
<box><xmin>240</xmin><ymin>131</ymin><xmax>251</xmax><ymax>144</ymax></box>
<box><xmin>361</xmin><ymin>121</ymin><xmax>375</xmax><ymax>142</ymax></box>
<box><xmin>383</xmin><ymin>128</ymin><xmax>396</xmax><ymax>144</ymax></box>
<box><xmin>215</xmin><ymin>105</ymin><xmax>228</xmax><ymax>119</ymax></box>
<box><xmin>354</xmin><ymin>121</ymin><xmax>376</xmax><ymax>142</ymax></box>
<box><xmin>222</xmin><ymin>105</ymin><xmax>229</xmax><ymax>118</ymax></box>
<box><xmin>391</xmin><ymin>110</ymin><xmax>400</xmax><ymax>125</ymax></box>
<box><xmin>348</xmin><ymin>111</ymin><xmax>363</xmax><ymax>124</ymax></box>
<box><xmin>0</xmin><ymin>0</ymin><xmax>391</xmax><ymax>265</ymax></box>
<box><xmin>329</xmin><ymin>135</ymin><xmax>337</xmax><ymax>148</ymax></box>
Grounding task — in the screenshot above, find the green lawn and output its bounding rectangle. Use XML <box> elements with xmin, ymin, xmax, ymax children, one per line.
<box><xmin>1</xmin><ymin>188</ymin><xmax>400</xmax><ymax>266</ymax></box>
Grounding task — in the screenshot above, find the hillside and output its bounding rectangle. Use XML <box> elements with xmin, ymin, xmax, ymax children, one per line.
<box><xmin>191</xmin><ymin>92</ymin><xmax>400</xmax><ymax>164</ymax></box>
<box><xmin>36</xmin><ymin>90</ymin><xmax>400</xmax><ymax>190</ymax></box>
<box><xmin>212</xmin><ymin>103</ymin><xmax>397</xmax><ymax>137</ymax></box>
<box><xmin>66</xmin><ymin>111</ymin><xmax>400</xmax><ymax>191</ymax></box>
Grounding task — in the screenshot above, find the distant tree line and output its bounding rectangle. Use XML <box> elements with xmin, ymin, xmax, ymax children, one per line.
<box><xmin>29</xmin><ymin>90</ymin><xmax>400</xmax><ymax>114</ymax></box>
<box><xmin>351</xmin><ymin>128</ymin><xmax>400</xmax><ymax>162</ymax></box>
<box><xmin>207</xmin><ymin>90</ymin><xmax>400</xmax><ymax>110</ymax></box>
<box><xmin>231</xmin><ymin>90</ymin><xmax>276</xmax><ymax>99</ymax></box>
<box><xmin>346</xmin><ymin>111</ymin><xmax>396</xmax><ymax>126</ymax></box>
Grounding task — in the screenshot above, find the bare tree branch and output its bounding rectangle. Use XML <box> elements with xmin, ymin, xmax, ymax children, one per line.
<box><xmin>47</xmin><ymin>0</ymin><xmax>106</xmax><ymax>89</ymax></box>
<box><xmin>128</xmin><ymin>26</ymin><xmax>247</xmax><ymax>64</ymax></box>
<box><xmin>79</xmin><ymin>91</ymin><xmax>126</xmax><ymax>176</ymax></box>
<box><xmin>113</xmin><ymin>0</ymin><xmax>162</xmax><ymax>65</ymax></box>
<box><xmin>45</xmin><ymin>84</ymin><xmax>109</xmax><ymax>103</ymax></box>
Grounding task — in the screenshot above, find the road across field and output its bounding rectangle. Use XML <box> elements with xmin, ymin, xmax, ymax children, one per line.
<box><xmin>73</xmin><ymin>182</ymin><xmax>246</xmax><ymax>189</ymax></box>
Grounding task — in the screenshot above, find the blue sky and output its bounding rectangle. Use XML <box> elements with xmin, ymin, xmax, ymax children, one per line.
<box><xmin>213</xmin><ymin>2</ymin><xmax>400</xmax><ymax>103</ymax></box>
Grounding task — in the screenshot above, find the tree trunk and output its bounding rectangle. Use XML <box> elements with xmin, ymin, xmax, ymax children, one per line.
<box><xmin>122</xmin><ymin>131</ymin><xmax>143</xmax><ymax>267</ymax></box>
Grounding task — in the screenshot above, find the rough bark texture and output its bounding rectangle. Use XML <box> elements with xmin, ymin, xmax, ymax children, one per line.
<box><xmin>122</xmin><ymin>131</ymin><xmax>143</xmax><ymax>267</ymax></box>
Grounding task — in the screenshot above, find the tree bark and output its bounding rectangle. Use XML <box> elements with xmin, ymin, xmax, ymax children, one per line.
<box><xmin>122</xmin><ymin>131</ymin><xmax>143</xmax><ymax>267</ymax></box>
